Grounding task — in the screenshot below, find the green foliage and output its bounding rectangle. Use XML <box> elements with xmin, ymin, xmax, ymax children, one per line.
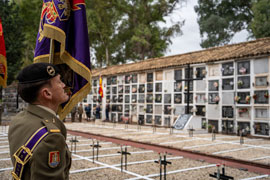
<box><xmin>86</xmin><ymin>0</ymin><xmax>184</xmax><ymax>67</ymax></box>
<box><xmin>0</xmin><ymin>0</ymin><xmax>24</xmax><ymax>85</ymax></box>
<box><xmin>86</xmin><ymin>0</ymin><xmax>123</xmax><ymax>67</ymax></box>
<box><xmin>117</xmin><ymin>0</ymin><xmax>183</xmax><ymax>62</ymax></box>
<box><xmin>251</xmin><ymin>0</ymin><xmax>270</xmax><ymax>38</ymax></box>
<box><xmin>195</xmin><ymin>0</ymin><xmax>253</xmax><ymax>48</ymax></box>
<box><xmin>19</xmin><ymin>0</ymin><xmax>42</xmax><ymax>64</ymax></box>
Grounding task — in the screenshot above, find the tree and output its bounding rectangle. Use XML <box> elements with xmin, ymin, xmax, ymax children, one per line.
<box><xmin>87</xmin><ymin>0</ymin><xmax>184</xmax><ymax>67</ymax></box>
<box><xmin>195</xmin><ymin>0</ymin><xmax>253</xmax><ymax>48</ymax></box>
<box><xmin>18</xmin><ymin>0</ymin><xmax>42</xmax><ymax>65</ymax></box>
<box><xmin>0</xmin><ymin>0</ymin><xmax>24</xmax><ymax>85</ymax></box>
<box><xmin>251</xmin><ymin>0</ymin><xmax>270</xmax><ymax>38</ymax></box>
<box><xmin>86</xmin><ymin>0</ymin><xmax>123</xmax><ymax>67</ymax></box>
<box><xmin>117</xmin><ymin>0</ymin><xmax>184</xmax><ymax>62</ymax></box>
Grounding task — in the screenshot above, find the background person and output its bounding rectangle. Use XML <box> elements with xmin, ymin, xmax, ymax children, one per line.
<box><xmin>105</xmin><ymin>103</ymin><xmax>110</xmax><ymax>121</ymax></box>
<box><xmin>95</xmin><ymin>104</ymin><xmax>101</xmax><ymax>119</ymax></box>
<box><xmin>71</xmin><ymin>106</ymin><xmax>77</xmax><ymax>122</ymax></box>
<box><xmin>85</xmin><ymin>104</ymin><xmax>91</xmax><ymax>121</ymax></box>
<box><xmin>78</xmin><ymin>103</ymin><xmax>83</xmax><ymax>122</ymax></box>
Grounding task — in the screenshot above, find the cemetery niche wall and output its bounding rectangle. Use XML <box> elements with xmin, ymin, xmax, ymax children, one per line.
<box><xmin>88</xmin><ymin>38</ymin><xmax>270</xmax><ymax>137</ymax></box>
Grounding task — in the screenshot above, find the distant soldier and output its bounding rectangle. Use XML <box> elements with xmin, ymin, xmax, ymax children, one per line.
<box><xmin>105</xmin><ymin>103</ymin><xmax>110</xmax><ymax>121</ymax></box>
<box><xmin>78</xmin><ymin>103</ymin><xmax>83</xmax><ymax>122</ymax></box>
<box><xmin>95</xmin><ymin>104</ymin><xmax>101</xmax><ymax>119</ymax></box>
<box><xmin>84</xmin><ymin>104</ymin><xmax>91</xmax><ymax>121</ymax></box>
<box><xmin>71</xmin><ymin>106</ymin><xmax>77</xmax><ymax>122</ymax></box>
<box><xmin>8</xmin><ymin>63</ymin><xmax>71</xmax><ymax>179</ymax></box>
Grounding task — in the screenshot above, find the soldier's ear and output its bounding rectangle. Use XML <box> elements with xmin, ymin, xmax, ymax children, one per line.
<box><xmin>41</xmin><ymin>88</ymin><xmax>52</xmax><ymax>100</ymax></box>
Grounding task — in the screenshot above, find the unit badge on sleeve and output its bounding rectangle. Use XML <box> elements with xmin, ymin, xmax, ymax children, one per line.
<box><xmin>48</xmin><ymin>151</ymin><xmax>60</xmax><ymax>168</ymax></box>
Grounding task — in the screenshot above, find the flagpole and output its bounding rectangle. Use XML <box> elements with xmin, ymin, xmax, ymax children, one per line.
<box><xmin>49</xmin><ymin>39</ymin><xmax>55</xmax><ymax>64</ymax></box>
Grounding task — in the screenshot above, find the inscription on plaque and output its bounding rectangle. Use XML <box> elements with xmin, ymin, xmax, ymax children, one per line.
<box><xmin>146</xmin><ymin>94</ymin><xmax>153</xmax><ymax>103</ymax></box>
<box><xmin>222</xmin><ymin>78</ymin><xmax>234</xmax><ymax>90</ymax></box>
<box><xmin>118</xmin><ymin>95</ymin><xmax>123</xmax><ymax>103</ymax></box>
<box><xmin>164</xmin><ymin>94</ymin><xmax>172</xmax><ymax>104</ymax></box>
<box><xmin>155</xmin><ymin>94</ymin><xmax>162</xmax><ymax>103</ymax></box>
<box><xmin>254</xmin><ymin>58</ymin><xmax>268</xmax><ymax>74</ymax></box>
<box><xmin>125</xmin><ymin>95</ymin><xmax>130</xmax><ymax>103</ymax></box>
<box><xmin>174</xmin><ymin>69</ymin><xmax>182</xmax><ymax>81</ymax></box>
<box><xmin>174</xmin><ymin>94</ymin><xmax>182</xmax><ymax>104</ymax></box>
<box><xmin>155</xmin><ymin>83</ymin><xmax>162</xmax><ymax>92</ymax></box>
<box><xmin>237</xmin><ymin>61</ymin><xmax>250</xmax><ymax>75</ymax></box>
<box><xmin>132</xmin><ymin>95</ymin><xmax>137</xmax><ymax>103</ymax></box>
<box><xmin>146</xmin><ymin>115</ymin><xmax>153</xmax><ymax>124</ymax></box>
<box><xmin>138</xmin><ymin>115</ymin><xmax>144</xmax><ymax>124</ymax></box>
<box><xmin>147</xmin><ymin>73</ymin><xmax>153</xmax><ymax>82</ymax></box>
<box><xmin>111</xmin><ymin>76</ymin><xmax>117</xmax><ymax>85</ymax></box>
<box><xmin>174</xmin><ymin>82</ymin><xmax>182</xmax><ymax>92</ymax></box>
<box><xmin>195</xmin><ymin>67</ymin><xmax>206</xmax><ymax>79</ymax></box>
<box><xmin>237</xmin><ymin>76</ymin><xmax>250</xmax><ymax>89</ymax></box>
<box><xmin>222</xmin><ymin>62</ymin><xmax>234</xmax><ymax>76</ymax></box>
<box><xmin>118</xmin><ymin>85</ymin><xmax>123</xmax><ymax>93</ymax></box>
<box><xmin>132</xmin><ymin>74</ymin><xmax>138</xmax><ymax>83</ymax></box>
<box><xmin>155</xmin><ymin>116</ymin><xmax>162</xmax><ymax>125</ymax></box>
<box><xmin>196</xmin><ymin>105</ymin><xmax>205</xmax><ymax>116</ymax></box>
<box><xmin>222</xmin><ymin>106</ymin><xmax>234</xmax><ymax>118</ymax></box>
<box><xmin>147</xmin><ymin>83</ymin><xmax>153</xmax><ymax>92</ymax></box>
<box><xmin>255</xmin><ymin>76</ymin><xmax>268</xmax><ymax>87</ymax></box>
<box><xmin>209</xmin><ymin>80</ymin><xmax>219</xmax><ymax>91</ymax></box>
<box><xmin>146</xmin><ymin>104</ymin><xmax>153</xmax><ymax>114</ymax></box>
<box><xmin>254</xmin><ymin>90</ymin><xmax>269</xmax><ymax>104</ymax></box>
<box><xmin>138</xmin><ymin>94</ymin><xmax>145</xmax><ymax>103</ymax></box>
<box><xmin>125</xmin><ymin>86</ymin><xmax>130</xmax><ymax>93</ymax></box>
<box><xmin>173</xmin><ymin>114</ymin><xmax>192</xmax><ymax>130</ymax></box>
<box><xmin>139</xmin><ymin>84</ymin><xmax>145</xmax><ymax>93</ymax></box>
<box><xmin>112</xmin><ymin>87</ymin><xmax>117</xmax><ymax>94</ymax></box>
<box><xmin>255</xmin><ymin>108</ymin><xmax>268</xmax><ymax>119</ymax></box>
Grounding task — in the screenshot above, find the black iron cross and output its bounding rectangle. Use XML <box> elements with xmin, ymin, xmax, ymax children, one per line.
<box><xmin>117</xmin><ymin>146</ymin><xmax>131</xmax><ymax>172</ymax></box>
<box><xmin>70</xmin><ymin>136</ymin><xmax>79</xmax><ymax>154</ymax></box>
<box><xmin>154</xmin><ymin>153</ymin><xmax>172</xmax><ymax>180</ymax></box>
<box><xmin>209</xmin><ymin>164</ymin><xmax>234</xmax><ymax>180</ymax></box>
<box><xmin>178</xmin><ymin>64</ymin><xmax>203</xmax><ymax>114</ymax></box>
<box><xmin>90</xmin><ymin>140</ymin><xmax>101</xmax><ymax>162</ymax></box>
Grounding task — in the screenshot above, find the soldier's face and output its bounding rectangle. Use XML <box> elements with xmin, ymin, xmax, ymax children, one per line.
<box><xmin>50</xmin><ymin>75</ymin><xmax>69</xmax><ymax>104</ymax></box>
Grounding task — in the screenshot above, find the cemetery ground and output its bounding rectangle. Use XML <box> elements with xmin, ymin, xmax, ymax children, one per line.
<box><xmin>0</xmin><ymin>120</ymin><xmax>270</xmax><ymax>179</ymax></box>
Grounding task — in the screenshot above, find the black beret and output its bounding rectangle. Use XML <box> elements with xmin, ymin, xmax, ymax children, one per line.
<box><xmin>17</xmin><ymin>63</ymin><xmax>60</xmax><ymax>84</ymax></box>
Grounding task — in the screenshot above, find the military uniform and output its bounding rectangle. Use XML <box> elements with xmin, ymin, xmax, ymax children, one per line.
<box><xmin>8</xmin><ymin>104</ymin><xmax>71</xmax><ymax>180</ymax></box>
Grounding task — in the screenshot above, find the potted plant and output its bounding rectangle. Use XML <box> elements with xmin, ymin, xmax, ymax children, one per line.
<box><xmin>245</xmin><ymin>96</ymin><xmax>251</xmax><ymax>103</ymax></box>
<box><xmin>237</xmin><ymin>80</ymin><xmax>243</xmax><ymax>87</ymax></box>
<box><xmin>214</xmin><ymin>96</ymin><xmax>220</xmax><ymax>104</ymax></box>
<box><xmin>264</xmin><ymin>92</ymin><xmax>269</xmax><ymax>98</ymax></box>
<box><xmin>208</xmin><ymin>124</ymin><xmax>213</xmax><ymax>133</ymax></box>
<box><xmin>253</xmin><ymin>94</ymin><xmax>257</xmax><ymax>99</ymax></box>
<box><xmin>213</xmin><ymin>82</ymin><xmax>219</xmax><ymax>88</ymax></box>
<box><xmin>239</xmin><ymin>67</ymin><xmax>247</xmax><ymax>74</ymax></box>
<box><xmin>234</xmin><ymin>96</ymin><xmax>240</xmax><ymax>103</ymax></box>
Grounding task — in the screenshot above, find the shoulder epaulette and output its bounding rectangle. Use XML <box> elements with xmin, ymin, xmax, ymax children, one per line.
<box><xmin>11</xmin><ymin>126</ymin><xmax>48</xmax><ymax>180</ymax></box>
<box><xmin>42</xmin><ymin>119</ymin><xmax>61</xmax><ymax>133</ymax></box>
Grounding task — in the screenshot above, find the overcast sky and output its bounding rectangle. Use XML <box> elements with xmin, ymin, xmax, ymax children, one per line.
<box><xmin>164</xmin><ymin>0</ymin><xmax>250</xmax><ymax>56</ymax></box>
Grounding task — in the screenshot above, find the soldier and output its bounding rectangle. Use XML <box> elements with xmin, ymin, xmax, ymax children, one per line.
<box><xmin>78</xmin><ymin>103</ymin><xmax>83</xmax><ymax>122</ymax></box>
<box><xmin>8</xmin><ymin>63</ymin><xmax>71</xmax><ymax>180</ymax></box>
<box><xmin>71</xmin><ymin>105</ymin><xmax>77</xmax><ymax>122</ymax></box>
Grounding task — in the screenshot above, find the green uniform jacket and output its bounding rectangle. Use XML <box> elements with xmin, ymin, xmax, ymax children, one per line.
<box><xmin>8</xmin><ymin>104</ymin><xmax>71</xmax><ymax>180</ymax></box>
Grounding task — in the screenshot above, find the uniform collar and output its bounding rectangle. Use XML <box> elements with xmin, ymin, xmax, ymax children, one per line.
<box><xmin>26</xmin><ymin>104</ymin><xmax>67</xmax><ymax>139</ymax></box>
<box><xmin>27</xmin><ymin>104</ymin><xmax>58</xmax><ymax>120</ymax></box>
<box><xmin>36</xmin><ymin>105</ymin><xmax>57</xmax><ymax>116</ymax></box>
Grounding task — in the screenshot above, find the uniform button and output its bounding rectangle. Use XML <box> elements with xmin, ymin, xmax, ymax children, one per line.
<box><xmin>45</xmin><ymin>120</ymin><xmax>49</xmax><ymax>123</ymax></box>
<box><xmin>53</xmin><ymin>118</ymin><xmax>55</xmax><ymax>123</ymax></box>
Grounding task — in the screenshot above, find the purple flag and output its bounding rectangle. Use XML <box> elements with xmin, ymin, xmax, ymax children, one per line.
<box><xmin>34</xmin><ymin>0</ymin><xmax>91</xmax><ymax>120</ymax></box>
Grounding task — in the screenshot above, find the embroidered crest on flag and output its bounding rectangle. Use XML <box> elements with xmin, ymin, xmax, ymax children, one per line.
<box><xmin>48</xmin><ymin>151</ymin><xmax>60</xmax><ymax>168</ymax></box>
